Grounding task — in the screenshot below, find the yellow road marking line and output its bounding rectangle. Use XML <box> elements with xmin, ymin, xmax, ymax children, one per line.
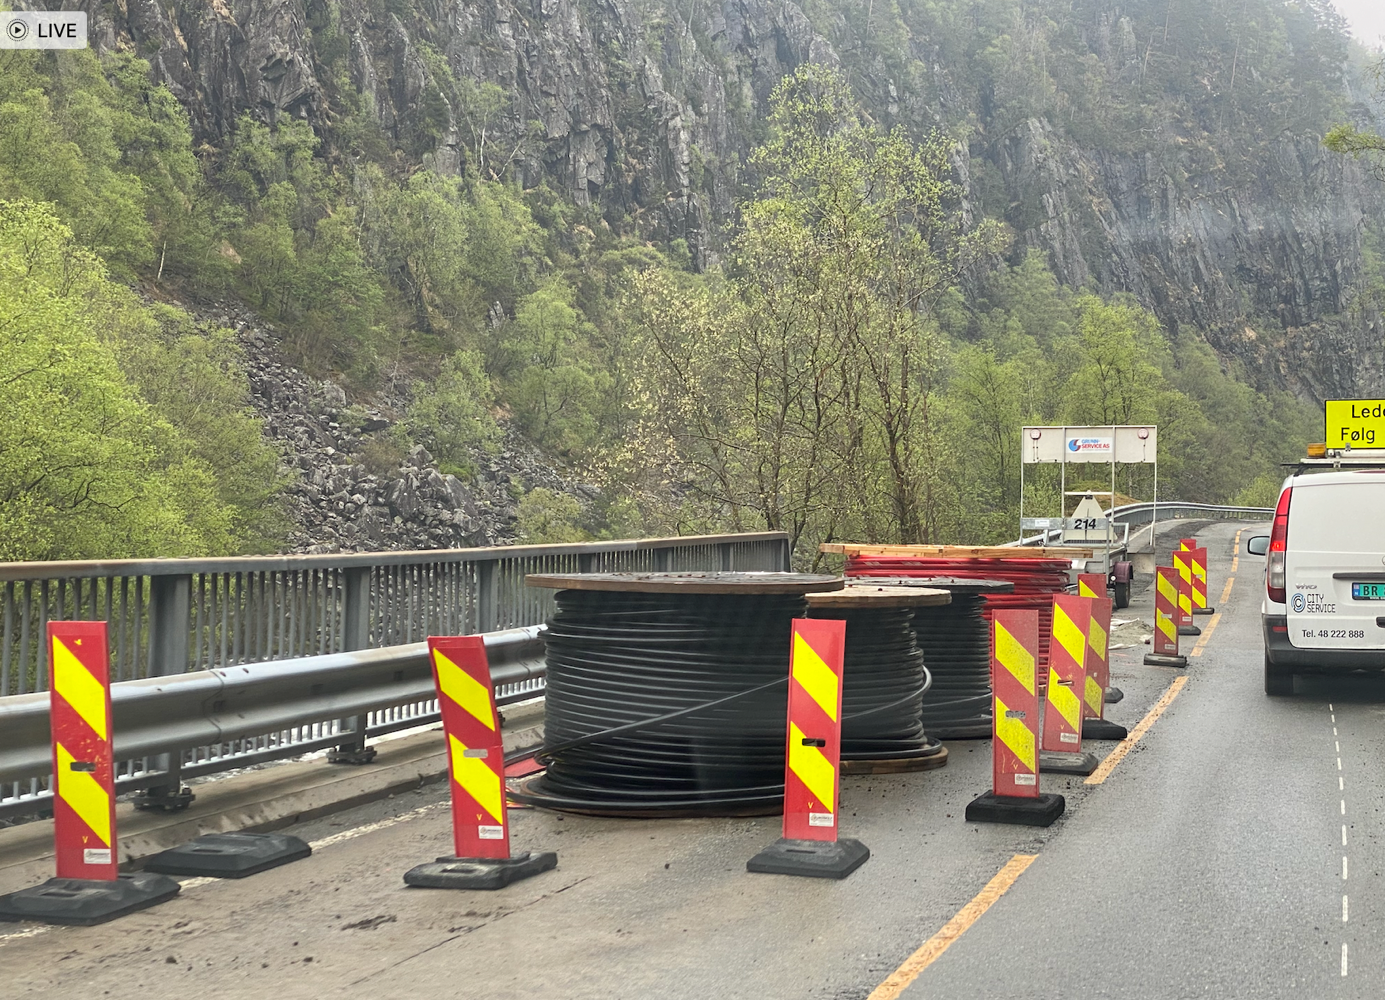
<box><xmin>867</xmin><ymin>854</ymin><xmax>1038</xmax><ymax>999</ymax></box>
<box><xmin>1190</xmin><ymin>613</ymin><xmax>1222</xmax><ymax>656</ymax></box>
<box><xmin>1219</xmin><ymin>575</ymin><xmax>1235</xmax><ymax>606</ymax></box>
<box><xmin>1232</xmin><ymin>528</ymin><xmax>1243</xmax><ymax>573</ymax></box>
<box><xmin>1086</xmin><ymin>676</ymin><xmax>1188</xmax><ymax>785</ymax></box>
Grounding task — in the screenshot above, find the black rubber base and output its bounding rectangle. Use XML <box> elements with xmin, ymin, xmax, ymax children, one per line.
<box><xmin>965</xmin><ymin>792</ymin><xmax>1065</xmax><ymax>827</ymax></box>
<box><xmin>1144</xmin><ymin>653</ymin><xmax>1188</xmax><ymax>667</ymax></box>
<box><xmin>1082</xmin><ymin>717</ymin><xmax>1129</xmax><ymax>741</ymax></box>
<box><xmin>0</xmin><ymin>873</ymin><xmax>180</xmax><ymax>926</ymax></box>
<box><xmin>144</xmin><ymin>832</ymin><xmax>311</xmax><ymax>879</ymax></box>
<box><xmin>404</xmin><ymin>851</ymin><xmax>558</xmax><ymax>890</ymax></box>
<box><xmin>1193</xmin><ymin>607</ymin><xmax>1215</xmax><ymax>616</ymax></box>
<box><xmin>1104</xmin><ymin>686</ymin><xmax>1124</xmax><ymax>704</ymax></box>
<box><xmin>746</xmin><ymin>838</ymin><xmax>870</xmax><ymax>879</ymax></box>
<box><xmin>1178</xmin><ymin>624</ymin><xmax>1202</xmax><ymax>636</ymax></box>
<box><xmin>1039</xmin><ymin>750</ymin><xmax>1099</xmax><ymax>776</ymax></box>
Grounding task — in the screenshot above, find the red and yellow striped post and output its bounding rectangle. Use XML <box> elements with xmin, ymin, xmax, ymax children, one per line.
<box><xmin>1171</xmin><ymin>549</ymin><xmax>1199</xmax><ymax>635</ymax></box>
<box><xmin>1042</xmin><ymin>595</ymin><xmax>1091</xmax><ymax>754</ymax></box>
<box><xmin>49</xmin><ymin>621</ymin><xmax>118</xmax><ymax>880</ymax></box>
<box><xmin>1187</xmin><ymin>546</ymin><xmax>1211</xmax><ymax>614</ymax></box>
<box><xmin>1145</xmin><ymin>566</ymin><xmax>1188</xmax><ymax>666</ymax></box>
<box><xmin>404</xmin><ymin>636</ymin><xmax>557</xmax><ymax>889</ymax></box>
<box><xmin>1076</xmin><ymin>574</ymin><xmax>1110</xmax><ymax>721</ymax></box>
<box><xmin>748</xmin><ymin>618</ymin><xmax>869</xmax><ymax>876</ymax></box>
<box><xmin>429</xmin><ymin>635</ymin><xmax>510</xmax><ymax>859</ymax></box>
<box><xmin>783</xmin><ymin>618</ymin><xmax>846</xmax><ymax>841</ymax></box>
<box><xmin>991</xmin><ymin>610</ymin><xmax>1040</xmax><ymax>798</ymax></box>
<box><xmin>965</xmin><ymin>608</ymin><xmax>1065</xmax><ymax>825</ymax></box>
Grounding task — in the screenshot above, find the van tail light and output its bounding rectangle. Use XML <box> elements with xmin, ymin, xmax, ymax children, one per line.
<box><xmin>1267</xmin><ymin>487</ymin><xmax>1291</xmax><ymax>604</ymax></box>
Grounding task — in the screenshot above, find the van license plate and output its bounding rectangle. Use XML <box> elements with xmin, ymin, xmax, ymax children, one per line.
<box><xmin>1351</xmin><ymin>582</ymin><xmax>1385</xmax><ymax>600</ymax></box>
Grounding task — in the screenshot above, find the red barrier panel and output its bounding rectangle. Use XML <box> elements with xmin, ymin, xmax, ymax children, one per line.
<box><xmin>991</xmin><ymin>610</ymin><xmax>1040</xmax><ymax>798</ymax></box>
<box><xmin>783</xmin><ymin>618</ymin><xmax>847</xmax><ymax>842</ymax></box>
<box><xmin>429</xmin><ymin>636</ymin><xmax>511</xmax><ymax>859</ymax></box>
<box><xmin>1172</xmin><ymin>549</ymin><xmax>1195</xmax><ymax>628</ymax></box>
<box><xmin>49</xmin><ymin>622</ymin><xmax>118</xmax><ymax>881</ymax></box>
<box><xmin>1077</xmin><ymin>575</ymin><xmax>1111</xmax><ymax>721</ymax></box>
<box><xmin>1151</xmin><ymin>566</ymin><xmax>1182</xmax><ymax>659</ymax></box>
<box><xmin>1042</xmin><ymin>595</ymin><xmax>1091</xmax><ymax>753</ymax></box>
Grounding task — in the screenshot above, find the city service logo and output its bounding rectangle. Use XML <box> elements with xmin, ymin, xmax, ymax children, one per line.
<box><xmin>1292</xmin><ymin>593</ymin><xmax>1306</xmax><ymax>613</ymax></box>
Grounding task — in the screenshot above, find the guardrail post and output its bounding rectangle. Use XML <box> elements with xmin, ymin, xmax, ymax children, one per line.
<box><xmin>135</xmin><ymin>575</ymin><xmax>195</xmax><ymax>811</ymax></box>
<box><xmin>654</xmin><ymin>547</ymin><xmax>671</xmax><ymax>571</ymax></box>
<box><xmin>329</xmin><ymin>567</ymin><xmax>377</xmax><ymax>765</ymax></box>
<box><xmin>720</xmin><ymin>542</ymin><xmax>733</xmax><ymax>572</ymax></box>
<box><xmin>476</xmin><ymin>560</ymin><xmax>498</xmax><ymax>633</ymax></box>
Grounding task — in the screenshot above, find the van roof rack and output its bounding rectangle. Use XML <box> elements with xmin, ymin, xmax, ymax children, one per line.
<box><xmin>1286</xmin><ymin>454</ymin><xmax>1385</xmax><ymax>471</ymax></box>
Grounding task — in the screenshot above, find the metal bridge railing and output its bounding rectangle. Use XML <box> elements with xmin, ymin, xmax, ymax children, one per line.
<box><xmin>0</xmin><ymin>532</ymin><xmax>789</xmax><ymax>820</ymax></box>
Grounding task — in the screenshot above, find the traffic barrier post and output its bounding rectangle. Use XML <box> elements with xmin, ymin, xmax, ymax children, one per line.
<box><xmin>1188</xmin><ymin>546</ymin><xmax>1213</xmax><ymax>615</ymax></box>
<box><xmin>748</xmin><ymin>618</ymin><xmax>870</xmax><ymax>878</ymax></box>
<box><xmin>1076</xmin><ymin>575</ymin><xmax>1126</xmax><ymax>741</ymax></box>
<box><xmin>404</xmin><ymin>635</ymin><xmax>557</xmax><ymax>890</ymax></box>
<box><xmin>0</xmin><ymin>622</ymin><xmax>180</xmax><ymax>925</ymax></box>
<box><xmin>1039</xmin><ymin>594</ymin><xmax>1099</xmax><ymax>775</ymax></box>
<box><xmin>1145</xmin><ymin>566</ymin><xmax>1188</xmax><ymax>667</ymax></box>
<box><xmin>965</xmin><ymin>610</ymin><xmax>1064</xmax><ymax>826</ymax></box>
<box><xmin>1171</xmin><ymin>549</ymin><xmax>1201</xmax><ymax>636</ymax></box>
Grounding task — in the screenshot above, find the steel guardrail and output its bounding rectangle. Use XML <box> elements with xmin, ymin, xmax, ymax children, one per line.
<box><xmin>0</xmin><ymin>531</ymin><xmax>790</xmax><ymax>819</ymax></box>
<box><xmin>0</xmin><ymin>627</ymin><xmax>545</xmax><ymax>789</ymax></box>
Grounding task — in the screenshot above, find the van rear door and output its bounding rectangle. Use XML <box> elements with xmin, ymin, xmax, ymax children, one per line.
<box><xmin>1285</xmin><ymin>476</ymin><xmax>1385</xmax><ymax>650</ymax></box>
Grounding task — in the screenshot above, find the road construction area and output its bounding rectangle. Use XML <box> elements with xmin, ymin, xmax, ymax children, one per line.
<box><xmin>3</xmin><ymin>520</ymin><xmax>1380</xmax><ymax>999</ymax></box>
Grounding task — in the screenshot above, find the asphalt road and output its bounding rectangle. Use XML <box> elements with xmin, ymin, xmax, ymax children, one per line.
<box><xmin>4</xmin><ymin>520</ymin><xmax>1378</xmax><ymax>999</ymax></box>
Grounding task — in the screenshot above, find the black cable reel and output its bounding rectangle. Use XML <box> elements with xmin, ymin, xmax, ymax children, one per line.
<box><xmin>510</xmin><ymin>573</ymin><xmax>955</xmax><ymax>818</ymax></box>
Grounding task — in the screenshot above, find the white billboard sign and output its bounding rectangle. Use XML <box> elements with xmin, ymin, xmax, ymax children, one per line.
<box><xmin>1021</xmin><ymin>426</ymin><xmax>1157</xmax><ymax>465</ymax></box>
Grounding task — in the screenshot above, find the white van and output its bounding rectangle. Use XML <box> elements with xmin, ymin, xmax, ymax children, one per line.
<box><xmin>1248</xmin><ymin>469</ymin><xmax>1385</xmax><ymax>694</ymax></box>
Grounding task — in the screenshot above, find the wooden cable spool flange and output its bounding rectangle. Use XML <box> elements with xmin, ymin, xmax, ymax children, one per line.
<box><xmin>840</xmin><ymin>575</ymin><xmax>1016</xmax><ymax>595</ymax></box>
<box><xmin>819</xmin><ymin>543</ymin><xmax>1095</xmax><ymax>559</ymax></box>
<box><xmin>524</xmin><ymin>571</ymin><xmax>844</xmax><ymax>594</ymax></box>
<box><xmin>805</xmin><ymin>585</ymin><xmax>952</xmax><ymax>609</ymax></box>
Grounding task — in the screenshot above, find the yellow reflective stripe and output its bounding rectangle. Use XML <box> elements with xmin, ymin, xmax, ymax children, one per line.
<box><xmin>434</xmin><ymin>648</ymin><xmax>496</xmax><ymax>731</ymax></box>
<box><xmin>1052</xmin><ymin>606</ymin><xmax>1087</xmax><ymax>668</ymax></box>
<box><xmin>994</xmin><ymin>695</ymin><xmax>1035</xmax><ymax>772</ymax></box>
<box><xmin>1192</xmin><ymin>558</ymin><xmax>1207</xmax><ymax>582</ymax></box>
<box><xmin>792</xmin><ymin>632</ymin><xmax>839</xmax><ymax>723</ymax></box>
<box><xmin>1047</xmin><ymin>668</ymin><xmax>1082</xmax><ymax>731</ymax></box>
<box><xmin>51</xmin><ymin>637</ymin><xmax>107</xmax><ymax>741</ymax></box>
<box><xmin>1088</xmin><ymin>616</ymin><xmax>1107</xmax><ymax>660</ymax></box>
<box><xmin>1078</xmin><ymin>580</ymin><xmax>1099</xmax><ymax>598</ymax></box>
<box><xmin>994</xmin><ymin>622</ymin><xmax>1036</xmax><ymax>696</ymax></box>
<box><xmin>1173</xmin><ymin>554</ymin><xmax>1191</xmax><ymax>583</ymax></box>
<box><xmin>788</xmin><ymin>721</ymin><xmax>836</xmax><ymax>813</ymax></box>
<box><xmin>1157</xmin><ymin>572</ymin><xmax>1177</xmax><ymax>605</ymax></box>
<box><xmin>449</xmin><ymin>733</ymin><xmax>504</xmax><ymax>825</ymax></box>
<box><xmin>1157</xmin><ymin>611</ymin><xmax>1177</xmax><ymax>640</ymax></box>
<box><xmin>1179</xmin><ymin>592</ymin><xmax>1192</xmax><ymax>614</ymax></box>
<box><xmin>1084</xmin><ymin>675</ymin><xmax>1104</xmax><ymax>715</ymax></box>
<box><xmin>55</xmin><ymin>743</ymin><xmax>110</xmax><ymax>846</ymax></box>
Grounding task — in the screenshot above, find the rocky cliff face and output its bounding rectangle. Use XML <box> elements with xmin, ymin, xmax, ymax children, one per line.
<box><xmin>76</xmin><ymin>0</ymin><xmax>1385</xmax><ymax>400</ymax></box>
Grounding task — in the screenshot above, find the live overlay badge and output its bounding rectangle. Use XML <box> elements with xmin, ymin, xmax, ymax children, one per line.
<box><xmin>2</xmin><ymin>11</ymin><xmax>87</xmax><ymax>49</ymax></box>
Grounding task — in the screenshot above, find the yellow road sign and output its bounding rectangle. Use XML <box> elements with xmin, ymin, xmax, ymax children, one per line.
<box><xmin>1325</xmin><ymin>399</ymin><xmax>1385</xmax><ymax>449</ymax></box>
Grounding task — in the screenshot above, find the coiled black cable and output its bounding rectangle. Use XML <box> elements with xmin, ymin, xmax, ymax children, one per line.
<box><xmin>516</xmin><ymin>590</ymin><xmax>805</xmax><ymax>816</ymax></box>
<box><xmin>513</xmin><ymin>588</ymin><xmax>943</xmax><ymax>817</ymax></box>
<box><xmin>813</xmin><ymin>607</ymin><xmax>943</xmax><ymax>762</ymax></box>
<box><xmin>912</xmin><ymin>593</ymin><xmax>993</xmax><ymax>739</ymax></box>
